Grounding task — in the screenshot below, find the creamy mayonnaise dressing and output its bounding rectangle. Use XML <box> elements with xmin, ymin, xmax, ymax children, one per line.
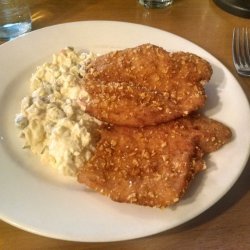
<box><xmin>15</xmin><ymin>47</ymin><xmax>100</xmax><ymax>176</ymax></box>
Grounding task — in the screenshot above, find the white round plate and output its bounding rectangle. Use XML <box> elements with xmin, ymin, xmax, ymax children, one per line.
<box><xmin>0</xmin><ymin>21</ymin><xmax>249</xmax><ymax>242</ymax></box>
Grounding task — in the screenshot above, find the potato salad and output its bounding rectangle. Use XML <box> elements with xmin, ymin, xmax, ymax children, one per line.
<box><xmin>15</xmin><ymin>47</ymin><xmax>100</xmax><ymax>176</ymax></box>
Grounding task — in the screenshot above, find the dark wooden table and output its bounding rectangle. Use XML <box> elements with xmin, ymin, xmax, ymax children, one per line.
<box><xmin>1</xmin><ymin>0</ymin><xmax>249</xmax><ymax>249</ymax></box>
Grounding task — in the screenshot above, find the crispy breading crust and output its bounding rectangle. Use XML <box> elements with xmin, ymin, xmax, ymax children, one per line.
<box><xmin>80</xmin><ymin>44</ymin><xmax>212</xmax><ymax>127</ymax></box>
<box><xmin>77</xmin><ymin>115</ymin><xmax>232</xmax><ymax>208</ymax></box>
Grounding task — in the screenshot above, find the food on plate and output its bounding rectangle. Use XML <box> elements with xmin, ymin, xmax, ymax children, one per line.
<box><xmin>80</xmin><ymin>44</ymin><xmax>212</xmax><ymax>127</ymax></box>
<box><xmin>77</xmin><ymin>115</ymin><xmax>232</xmax><ymax>208</ymax></box>
<box><xmin>15</xmin><ymin>44</ymin><xmax>232</xmax><ymax>209</ymax></box>
<box><xmin>15</xmin><ymin>47</ymin><xmax>101</xmax><ymax>176</ymax></box>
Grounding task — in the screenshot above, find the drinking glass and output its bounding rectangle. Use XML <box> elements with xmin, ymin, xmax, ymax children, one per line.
<box><xmin>0</xmin><ymin>0</ymin><xmax>32</xmax><ymax>40</ymax></box>
<box><xmin>139</xmin><ymin>0</ymin><xmax>173</xmax><ymax>8</ymax></box>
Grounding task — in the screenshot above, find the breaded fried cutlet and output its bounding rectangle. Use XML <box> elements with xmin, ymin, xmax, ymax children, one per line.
<box><xmin>80</xmin><ymin>44</ymin><xmax>212</xmax><ymax>127</ymax></box>
<box><xmin>77</xmin><ymin>115</ymin><xmax>232</xmax><ymax>208</ymax></box>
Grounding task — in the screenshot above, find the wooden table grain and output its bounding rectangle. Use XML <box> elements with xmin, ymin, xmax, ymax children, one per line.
<box><xmin>1</xmin><ymin>0</ymin><xmax>249</xmax><ymax>249</ymax></box>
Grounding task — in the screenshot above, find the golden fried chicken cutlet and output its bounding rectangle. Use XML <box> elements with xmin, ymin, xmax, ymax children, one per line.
<box><xmin>77</xmin><ymin>115</ymin><xmax>232</xmax><ymax>208</ymax></box>
<box><xmin>80</xmin><ymin>44</ymin><xmax>212</xmax><ymax>127</ymax></box>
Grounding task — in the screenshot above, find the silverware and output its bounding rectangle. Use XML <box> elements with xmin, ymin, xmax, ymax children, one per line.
<box><xmin>232</xmin><ymin>27</ymin><xmax>250</xmax><ymax>76</ymax></box>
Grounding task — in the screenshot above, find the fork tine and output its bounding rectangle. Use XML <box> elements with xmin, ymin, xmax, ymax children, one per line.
<box><xmin>232</xmin><ymin>28</ymin><xmax>240</xmax><ymax>68</ymax></box>
<box><xmin>240</xmin><ymin>27</ymin><xmax>248</xmax><ymax>68</ymax></box>
<box><xmin>238</xmin><ymin>28</ymin><xmax>247</xmax><ymax>67</ymax></box>
<box><xmin>244</xmin><ymin>28</ymin><xmax>250</xmax><ymax>66</ymax></box>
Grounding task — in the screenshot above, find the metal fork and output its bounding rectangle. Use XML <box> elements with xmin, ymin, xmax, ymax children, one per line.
<box><xmin>232</xmin><ymin>27</ymin><xmax>250</xmax><ymax>76</ymax></box>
